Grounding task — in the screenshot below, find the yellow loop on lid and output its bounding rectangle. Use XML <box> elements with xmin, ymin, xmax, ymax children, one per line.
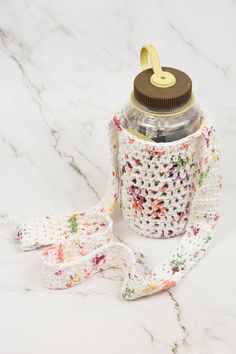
<box><xmin>140</xmin><ymin>45</ymin><xmax>176</xmax><ymax>88</ymax></box>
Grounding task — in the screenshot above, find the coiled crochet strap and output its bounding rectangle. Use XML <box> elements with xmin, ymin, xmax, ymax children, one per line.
<box><xmin>17</xmin><ymin>114</ymin><xmax>221</xmax><ymax>300</ymax></box>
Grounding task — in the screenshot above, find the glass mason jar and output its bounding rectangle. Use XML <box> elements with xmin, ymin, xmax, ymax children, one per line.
<box><xmin>121</xmin><ymin>45</ymin><xmax>202</xmax><ymax>142</ymax></box>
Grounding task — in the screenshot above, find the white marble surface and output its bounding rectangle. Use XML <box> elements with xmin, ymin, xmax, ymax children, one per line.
<box><xmin>0</xmin><ymin>0</ymin><xmax>235</xmax><ymax>353</ymax></box>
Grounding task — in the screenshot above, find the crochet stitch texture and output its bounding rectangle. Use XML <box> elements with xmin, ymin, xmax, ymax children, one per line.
<box><xmin>17</xmin><ymin>112</ymin><xmax>221</xmax><ymax>300</ymax></box>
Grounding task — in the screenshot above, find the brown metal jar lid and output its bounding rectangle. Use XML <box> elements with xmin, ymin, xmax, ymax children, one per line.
<box><xmin>133</xmin><ymin>67</ymin><xmax>192</xmax><ymax>111</ymax></box>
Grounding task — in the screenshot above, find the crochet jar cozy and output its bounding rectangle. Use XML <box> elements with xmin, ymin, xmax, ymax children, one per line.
<box><xmin>17</xmin><ymin>45</ymin><xmax>221</xmax><ymax>300</ymax></box>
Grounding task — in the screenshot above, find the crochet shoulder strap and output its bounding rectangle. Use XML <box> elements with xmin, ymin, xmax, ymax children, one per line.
<box><xmin>17</xmin><ymin>113</ymin><xmax>221</xmax><ymax>300</ymax></box>
<box><xmin>95</xmin><ymin>114</ymin><xmax>221</xmax><ymax>299</ymax></box>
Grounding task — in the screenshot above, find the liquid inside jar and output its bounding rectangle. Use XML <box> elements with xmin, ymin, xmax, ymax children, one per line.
<box><xmin>122</xmin><ymin>97</ymin><xmax>202</xmax><ymax>143</ymax></box>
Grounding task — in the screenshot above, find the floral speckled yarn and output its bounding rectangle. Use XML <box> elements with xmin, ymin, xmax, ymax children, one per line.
<box><xmin>117</xmin><ymin>117</ymin><xmax>200</xmax><ymax>238</ymax></box>
<box><xmin>17</xmin><ymin>112</ymin><xmax>221</xmax><ymax>300</ymax></box>
<box><xmin>17</xmin><ymin>212</ymin><xmax>113</xmax><ymax>251</ymax></box>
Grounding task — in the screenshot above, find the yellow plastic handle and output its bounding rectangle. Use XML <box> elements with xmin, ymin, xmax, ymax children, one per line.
<box><xmin>140</xmin><ymin>45</ymin><xmax>176</xmax><ymax>88</ymax></box>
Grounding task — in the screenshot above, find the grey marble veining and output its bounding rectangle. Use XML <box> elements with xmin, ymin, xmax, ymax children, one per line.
<box><xmin>0</xmin><ymin>0</ymin><xmax>235</xmax><ymax>353</ymax></box>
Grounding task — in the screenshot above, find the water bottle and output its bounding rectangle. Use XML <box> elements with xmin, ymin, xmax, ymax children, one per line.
<box><xmin>122</xmin><ymin>45</ymin><xmax>202</xmax><ymax>142</ymax></box>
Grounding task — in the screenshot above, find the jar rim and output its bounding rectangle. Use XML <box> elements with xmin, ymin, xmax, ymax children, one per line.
<box><xmin>130</xmin><ymin>92</ymin><xmax>196</xmax><ymax>118</ymax></box>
